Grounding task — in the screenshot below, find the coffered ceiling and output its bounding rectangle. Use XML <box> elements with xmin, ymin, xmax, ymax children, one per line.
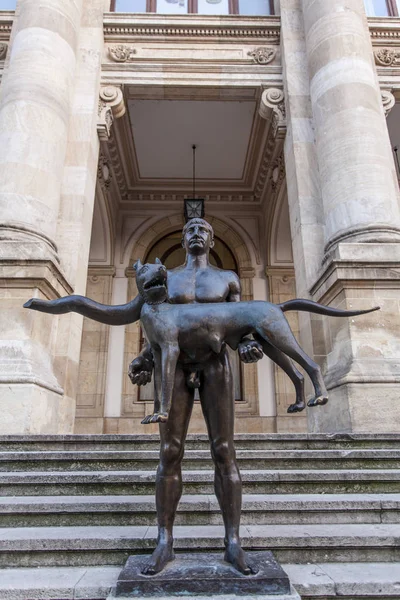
<box><xmin>104</xmin><ymin>85</ymin><xmax>284</xmax><ymax>208</ymax></box>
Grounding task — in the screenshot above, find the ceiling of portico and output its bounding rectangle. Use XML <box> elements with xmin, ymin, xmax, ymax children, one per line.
<box><xmin>105</xmin><ymin>85</ymin><xmax>284</xmax><ymax>208</ymax></box>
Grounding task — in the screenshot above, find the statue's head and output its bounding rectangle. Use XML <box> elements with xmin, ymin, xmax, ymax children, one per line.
<box><xmin>182</xmin><ymin>218</ymin><xmax>214</xmax><ymax>255</ymax></box>
<box><xmin>134</xmin><ymin>258</ymin><xmax>168</xmax><ymax>305</ymax></box>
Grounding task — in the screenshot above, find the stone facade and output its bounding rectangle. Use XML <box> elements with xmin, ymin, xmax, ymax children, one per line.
<box><xmin>0</xmin><ymin>0</ymin><xmax>399</xmax><ymax>434</ymax></box>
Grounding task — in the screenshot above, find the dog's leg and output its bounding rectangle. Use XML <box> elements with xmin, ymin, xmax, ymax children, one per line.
<box><xmin>149</xmin><ymin>343</ymin><xmax>180</xmax><ymax>423</ymax></box>
<box><xmin>258</xmin><ymin>316</ymin><xmax>329</xmax><ymax>407</ymax></box>
<box><xmin>142</xmin><ymin>348</ymin><xmax>162</xmax><ymax>424</ymax></box>
<box><xmin>254</xmin><ymin>334</ymin><xmax>306</xmax><ymax>413</ymax></box>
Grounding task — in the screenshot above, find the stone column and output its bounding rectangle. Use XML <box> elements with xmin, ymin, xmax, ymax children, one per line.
<box><xmin>301</xmin><ymin>0</ymin><xmax>400</xmax><ymax>432</ymax></box>
<box><xmin>0</xmin><ymin>0</ymin><xmax>84</xmax><ymax>433</ymax></box>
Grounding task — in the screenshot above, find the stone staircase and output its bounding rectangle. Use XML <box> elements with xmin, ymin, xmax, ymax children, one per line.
<box><xmin>1</xmin><ymin>433</ymin><xmax>400</xmax><ymax>599</ymax></box>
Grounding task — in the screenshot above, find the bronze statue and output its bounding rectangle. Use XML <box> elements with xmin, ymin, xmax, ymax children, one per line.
<box><xmin>23</xmin><ymin>218</ymin><xmax>379</xmax><ymax>578</ymax></box>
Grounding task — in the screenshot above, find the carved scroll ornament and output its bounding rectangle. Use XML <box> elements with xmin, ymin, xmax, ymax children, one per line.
<box><xmin>97</xmin><ymin>86</ymin><xmax>126</xmax><ymax>141</ymax></box>
<box><xmin>248</xmin><ymin>46</ymin><xmax>276</xmax><ymax>65</ymax></box>
<box><xmin>374</xmin><ymin>48</ymin><xmax>400</xmax><ymax>67</ymax></box>
<box><xmin>258</xmin><ymin>88</ymin><xmax>286</xmax><ymax>137</ymax></box>
<box><xmin>108</xmin><ymin>44</ymin><xmax>136</xmax><ymax>63</ymax></box>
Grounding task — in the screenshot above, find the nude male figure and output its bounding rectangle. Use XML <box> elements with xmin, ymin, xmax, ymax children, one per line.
<box><xmin>129</xmin><ymin>218</ymin><xmax>263</xmax><ymax>576</ymax></box>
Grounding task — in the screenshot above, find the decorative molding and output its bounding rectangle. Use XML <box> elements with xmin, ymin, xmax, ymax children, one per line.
<box><xmin>374</xmin><ymin>47</ymin><xmax>400</xmax><ymax>66</ymax></box>
<box><xmin>108</xmin><ymin>44</ymin><xmax>136</xmax><ymax>63</ymax></box>
<box><xmin>248</xmin><ymin>46</ymin><xmax>276</xmax><ymax>65</ymax></box>
<box><xmin>125</xmin><ymin>191</ymin><xmax>257</xmax><ymax>204</ymax></box>
<box><xmin>381</xmin><ymin>89</ymin><xmax>396</xmax><ymax>116</ymax></box>
<box><xmin>103</xmin><ymin>15</ymin><xmax>281</xmax><ymax>42</ymax></box>
<box><xmin>0</xmin><ymin>17</ymin><xmax>12</xmax><ymax>37</ymax></box>
<box><xmin>104</xmin><ymin>25</ymin><xmax>280</xmax><ymax>41</ymax></box>
<box><xmin>0</xmin><ymin>42</ymin><xmax>7</xmax><ymax>60</ymax></box>
<box><xmin>98</xmin><ymin>153</ymin><xmax>112</xmax><ymax>189</ymax></box>
<box><xmin>88</xmin><ymin>266</ymin><xmax>116</xmax><ymax>277</ymax></box>
<box><xmin>254</xmin><ymin>135</ymin><xmax>275</xmax><ymax>200</ymax></box>
<box><xmin>108</xmin><ymin>132</ymin><xmax>129</xmax><ymax>200</ymax></box>
<box><xmin>270</xmin><ymin>153</ymin><xmax>285</xmax><ymax>194</ymax></box>
<box><xmin>259</xmin><ymin>88</ymin><xmax>286</xmax><ymax>137</ymax></box>
<box><xmin>97</xmin><ymin>86</ymin><xmax>126</xmax><ymax>141</ymax></box>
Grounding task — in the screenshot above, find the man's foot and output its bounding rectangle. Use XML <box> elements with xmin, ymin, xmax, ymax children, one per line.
<box><xmin>224</xmin><ymin>541</ymin><xmax>257</xmax><ymax>576</ymax></box>
<box><xmin>141</xmin><ymin>541</ymin><xmax>175</xmax><ymax>575</ymax></box>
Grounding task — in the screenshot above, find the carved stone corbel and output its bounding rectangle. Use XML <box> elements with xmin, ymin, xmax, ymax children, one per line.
<box><xmin>381</xmin><ymin>89</ymin><xmax>395</xmax><ymax>118</ymax></box>
<box><xmin>259</xmin><ymin>88</ymin><xmax>286</xmax><ymax>137</ymax></box>
<box><xmin>97</xmin><ymin>86</ymin><xmax>126</xmax><ymax>141</ymax></box>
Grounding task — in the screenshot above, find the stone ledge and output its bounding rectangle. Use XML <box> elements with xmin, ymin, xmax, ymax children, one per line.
<box><xmin>2</xmin><ymin>563</ymin><xmax>400</xmax><ymax>599</ymax></box>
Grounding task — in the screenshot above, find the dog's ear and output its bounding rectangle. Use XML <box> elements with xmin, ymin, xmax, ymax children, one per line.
<box><xmin>133</xmin><ymin>259</ymin><xmax>143</xmax><ymax>271</ymax></box>
<box><xmin>155</xmin><ymin>257</ymin><xmax>162</xmax><ymax>265</ymax></box>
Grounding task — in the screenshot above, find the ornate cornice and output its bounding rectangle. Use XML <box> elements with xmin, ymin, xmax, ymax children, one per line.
<box><xmin>125</xmin><ymin>191</ymin><xmax>257</xmax><ymax>204</ymax></box>
<box><xmin>104</xmin><ymin>14</ymin><xmax>280</xmax><ymax>42</ymax></box>
<box><xmin>0</xmin><ymin>14</ymin><xmax>13</xmax><ymax>39</ymax></box>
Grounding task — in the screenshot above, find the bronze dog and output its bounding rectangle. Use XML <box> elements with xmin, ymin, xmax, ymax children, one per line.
<box><xmin>135</xmin><ymin>259</ymin><xmax>379</xmax><ymax>423</ymax></box>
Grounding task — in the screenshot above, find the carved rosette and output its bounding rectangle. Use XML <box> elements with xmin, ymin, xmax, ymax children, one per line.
<box><xmin>97</xmin><ymin>86</ymin><xmax>126</xmax><ymax>141</ymax></box>
<box><xmin>259</xmin><ymin>88</ymin><xmax>286</xmax><ymax>137</ymax></box>
<box><xmin>108</xmin><ymin>44</ymin><xmax>136</xmax><ymax>63</ymax></box>
<box><xmin>0</xmin><ymin>42</ymin><xmax>7</xmax><ymax>61</ymax></box>
<box><xmin>381</xmin><ymin>90</ymin><xmax>396</xmax><ymax>117</ymax></box>
<box><xmin>374</xmin><ymin>48</ymin><xmax>400</xmax><ymax>67</ymax></box>
<box><xmin>248</xmin><ymin>46</ymin><xmax>276</xmax><ymax>65</ymax></box>
<box><xmin>270</xmin><ymin>154</ymin><xmax>285</xmax><ymax>193</ymax></box>
<box><xmin>98</xmin><ymin>153</ymin><xmax>112</xmax><ymax>189</ymax></box>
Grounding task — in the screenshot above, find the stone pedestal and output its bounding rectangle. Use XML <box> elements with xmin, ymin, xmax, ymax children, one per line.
<box><xmin>309</xmin><ymin>243</ymin><xmax>400</xmax><ymax>433</ymax></box>
<box><xmin>114</xmin><ymin>552</ymin><xmax>291</xmax><ymax>598</ymax></box>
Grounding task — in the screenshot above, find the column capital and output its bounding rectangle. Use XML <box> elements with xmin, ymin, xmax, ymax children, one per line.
<box><xmin>97</xmin><ymin>86</ymin><xmax>126</xmax><ymax>141</ymax></box>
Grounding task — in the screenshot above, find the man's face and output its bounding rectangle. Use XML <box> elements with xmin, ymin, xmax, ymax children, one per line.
<box><xmin>183</xmin><ymin>222</ymin><xmax>213</xmax><ymax>255</ymax></box>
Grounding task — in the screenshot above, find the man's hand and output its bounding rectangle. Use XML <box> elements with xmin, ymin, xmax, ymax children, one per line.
<box><xmin>128</xmin><ymin>353</ymin><xmax>154</xmax><ymax>386</ymax></box>
<box><xmin>238</xmin><ymin>340</ymin><xmax>263</xmax><ymax>363</ymax></box>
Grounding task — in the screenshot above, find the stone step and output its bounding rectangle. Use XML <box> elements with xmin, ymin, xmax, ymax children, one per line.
<box><xmin>2</xmin><ymin>448</ymin><xmax>400</xmax><ymax>471</ymax></box>
<box><xmin>0</xmin><ymin>493</ymin><xmax>399</xmax><ymax>527</ymax></box>
<box><xmin>2</xmin><ymin>563</ymin><xmax>400</xmax><ymax>600</ymax></box>
<box><xmin>1</xmin><ymin>523</ymin><xmax>400</xmax><ymax>567</ymax></box>
<box><xmin>1</xmin><ymin>469</ymin><xmax>400</xmax><ymax>496</ymax></box>
<box><xmin>0</xmin><ymin>433</ymin><xmax>399</xmax><ymax>451</ymax></box>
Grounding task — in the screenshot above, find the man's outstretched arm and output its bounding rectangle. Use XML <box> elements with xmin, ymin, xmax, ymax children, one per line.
<box><xmin>24</xmin><ymin>294</ymin><xmax>144</xmax><ymax>326</ymax></box>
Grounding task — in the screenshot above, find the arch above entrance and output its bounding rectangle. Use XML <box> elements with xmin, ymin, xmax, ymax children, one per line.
<box><xmin>127</xmin><ymin>214</ymin><xmax>253</xmax><ymax>277</ymax></box>
<box><xmin>123</xmin><ymin>213</ymin><xmax>260</xmax><ymax>429</ymax></box>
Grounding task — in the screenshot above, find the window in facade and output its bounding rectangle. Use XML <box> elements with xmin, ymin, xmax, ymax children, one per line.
<box><xmin>0</xmin><ymin>0</ymin><xmax>16</xmax><ymax>10</ymax></box>
<box><xmin>364</xmin><ymin>0</ymin><xmax>399</xmax><ymax>16</ymax></box>
<box><xmin>110</xmin><ymin>0</ymin><xmax>274</xmax><ymax>15</ymax></box>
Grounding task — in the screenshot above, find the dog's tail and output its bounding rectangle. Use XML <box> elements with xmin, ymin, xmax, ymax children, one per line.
<box><xmin>278</xmin><ymin>299</ymin><xmax>380</xmax><ymax>317</ymax></box>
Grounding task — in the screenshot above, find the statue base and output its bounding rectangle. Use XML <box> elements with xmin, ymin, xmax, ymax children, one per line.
<box><xmin>113</xmin><ymin>551</ymin><xmax>291</xmax><ymax>597</ymax></box>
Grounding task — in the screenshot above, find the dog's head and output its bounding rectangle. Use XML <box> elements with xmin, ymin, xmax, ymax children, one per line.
<box><xmin>134</xmin><ymin>258</ymin><xmax>168</xmax><ymax>305</ymax></box>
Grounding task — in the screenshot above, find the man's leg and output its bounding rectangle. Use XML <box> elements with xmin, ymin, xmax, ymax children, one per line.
<box><xmin>142</xmin><ymin>362</ymin><xmax>194</xmax><ymax>575</ymax></box>
<box><xmin>200</xmin><ymin>349</ymin><xmax>255</xmax><ymax>575</ymax></box>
